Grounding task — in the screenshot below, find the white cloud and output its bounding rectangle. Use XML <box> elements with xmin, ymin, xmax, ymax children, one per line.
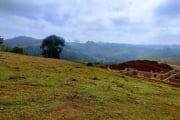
<box><xmin>0</xmin><ymin>0</ymin><xmax>179</xmax><ymax>44</ymax></box>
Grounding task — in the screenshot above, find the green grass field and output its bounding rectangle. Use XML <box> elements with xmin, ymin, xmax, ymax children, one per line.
<box><xmin>0</xmin><ymin>52</ymin><xmax>180</xmax><ymax>120</ymax></box>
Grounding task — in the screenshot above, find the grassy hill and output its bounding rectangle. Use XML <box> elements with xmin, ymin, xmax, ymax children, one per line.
<box><xmin>0</xmin><ymin>52</ymin><xmax>180</xmax><ymax>120</ymax></box>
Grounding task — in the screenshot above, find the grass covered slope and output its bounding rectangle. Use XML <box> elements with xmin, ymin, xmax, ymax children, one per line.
<box><xmin>0</xmin><ymin>52</ymin><xmax>180</xmax><ymax>120</ymax></box>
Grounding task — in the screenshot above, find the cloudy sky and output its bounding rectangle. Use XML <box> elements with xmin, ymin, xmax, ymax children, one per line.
<box><xmin>0</xmin><ymin>0</ymin><xmax>180</xmax><ymax>44</ymax></box>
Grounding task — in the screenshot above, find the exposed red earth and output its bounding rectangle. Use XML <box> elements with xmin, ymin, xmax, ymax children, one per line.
<box><xmin>107</xmin><ymin>60</ymin><xmax>173</xmax><ymax>73</ymax></box>
<box><xmin>106</xmin><ymin>60</ymin><xmax>179</xmax><ymax>87</ymax></box>
<box><xmin>168</xmin><ymin>73</ymin><xmax>180</xmax><ymax>84</ymax></box>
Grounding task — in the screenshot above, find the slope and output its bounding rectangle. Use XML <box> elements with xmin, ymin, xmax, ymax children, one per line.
<box><xmin>0</xmin><ymin>52</ymin><xmax>180</xmax><ymax>120</ymax></box>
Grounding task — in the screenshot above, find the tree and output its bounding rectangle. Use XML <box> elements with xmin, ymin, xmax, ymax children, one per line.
<box><xmin>40</xmin><ymin>35</ymin><xmax>65</xmax><ymax>58</ymax></box>
<box><xmin>0</xmin><ymin>36</ymin><xmax>4</xmax><ymax>45</ymax></box>
<box><xmin>0</xmin><ymin>36</ymin><xmax>4</xmax><ymax>51</ymax></box>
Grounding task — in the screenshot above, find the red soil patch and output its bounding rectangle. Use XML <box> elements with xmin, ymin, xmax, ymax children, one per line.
<box><xmin>169</xmin><ymin>79</ymin><xmax>180</xmax><ymax>83</ymax></box>
<box><xmin>169</xmin><ymin>74</ymin><xmax>180</xmax><ymax>84</ymax></box>
<box><xmin>174</xmin><ymin>75</ymin><xmax>180</xmax><ymax>79</ymax></box>
<box><xmin>107</xmin><ymin>60</ymin><xmax>173</xmax><ymax>73</ymax></box>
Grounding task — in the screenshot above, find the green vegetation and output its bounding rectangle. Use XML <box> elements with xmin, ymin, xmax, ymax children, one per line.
<box><xmin>0</xmin><ymin>36</ymin><xmax>4</xmax><ymax>45</ymax></box>
<box><xmin>0</xmin><ymin>45</ymin><xmax>25</xmax><ymax>54</ymax></box>
<box><xmin>0</xmin><ymin>45</ymin><xmax>12</xmax><ymax>52</ymax></box>
<box><xmin>0</xmin><ymin>36</ymin><xmax>25</xmax><ymax>54</ymax></box>
<box><xmin>0</xmin><ymin>52</ymin><xmax>180</xmax><ymax>120</ymax></box>
<box><xmin>41</xmin><ymin>35</ymin><xmax>65</xmax><ymax>59</ymax></box>
<box><xmin>10</xmin><ymin>46</ymin><xmax>24</xmax><ymax>54</ymax></box>
<box><xmin>0</xmin><ymin>36</ymin><xmax>4</xmax><ymax>51</ymax></box>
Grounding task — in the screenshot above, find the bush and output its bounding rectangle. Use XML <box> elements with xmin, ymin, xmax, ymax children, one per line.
<box><xmin>86</xmin><ymin>62</ymin><xmax>94</xmax><ymax>66</ymax></box>
<box><xmin>10</xmin><ymin>47</ymin><xmax>24</xmax><ymax>54</ymax></box>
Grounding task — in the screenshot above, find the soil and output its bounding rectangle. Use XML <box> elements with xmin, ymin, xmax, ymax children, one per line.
<box><xmin>168</xmin><ymin>74</ymin><xmax>180</xmax><ymax>84</ymax></box>
<box><xmin>107</xmin><ymin>60</ymin><xmax>173</xmax><ymax>73</ymax></box>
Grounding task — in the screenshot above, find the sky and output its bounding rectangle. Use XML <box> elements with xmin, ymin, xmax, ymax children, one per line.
<box><xmin>0</xmin><ymin>0</ymin><xmax>180</xmax><ymax>45</ymax></box>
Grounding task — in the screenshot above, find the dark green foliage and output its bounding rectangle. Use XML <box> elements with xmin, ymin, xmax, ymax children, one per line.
<box><xmin>0</xmin><ymin>36</ymin><xmax>4</xmax><ymax>45</ymax></box>
<box><xmin>0</xmin><ymin>44</ymin><xmax>24</xmax><ymax>54</ymax></box>
<box><xmin>10</xmin><ymin>47</ymin><xmax>24</xmax><ymax>54</ymax></box>
<box><xmin>86</xmin><ymin>62</ymin><xmax>94</xmax><ymax>66</ymax></box>
<box><xmin>0</xmin><ymin>37</ymin><xmax>6</xmax><ymax>51</ymax></box>
<box><xmin>40</xmin><ymin>35</ymin><xmax>65</xmax><ymax>58</ymax></box>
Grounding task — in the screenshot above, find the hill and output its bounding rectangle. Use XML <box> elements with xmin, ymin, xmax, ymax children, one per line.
<box><xmin>5</xmin><ymin>36</ymin><xmax>41</xmax><ymax>47</ymax></box>
<box><xmin>0</xmin><ymin>52</ymin><xmax>180</xmax><ymax>120</ymax></box>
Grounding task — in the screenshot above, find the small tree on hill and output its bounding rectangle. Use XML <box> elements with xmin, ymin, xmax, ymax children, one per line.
<box><xmin>40</xmin><ymin>35</ymin><xmax>65</xmax><ymax>58</ymax></box>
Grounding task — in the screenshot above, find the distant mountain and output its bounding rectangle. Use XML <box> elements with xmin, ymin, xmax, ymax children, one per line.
<box><xmin>4</xmin><ymin>36</ymin><xmax>41</xmax><ymax>47</ymax></box>
<box><xmin>4</xmin><ymin>36</ymin><xmax>180</xmax><ymax>64</ymax></box>
<box><xmin>65</xmin><ymin>42</ymin><xmax>180</xmax><ymax>63</ymax></box>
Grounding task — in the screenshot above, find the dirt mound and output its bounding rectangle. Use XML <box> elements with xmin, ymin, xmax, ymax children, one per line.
<box><xmin>169</xmin><ymin>74</ymin><xmax>180</xmax><ymax>84</ymax></box>
<box><xmin>108</xmin><ymin>60</ymin><xmax>173</xmax><ymax>73</ymax></box>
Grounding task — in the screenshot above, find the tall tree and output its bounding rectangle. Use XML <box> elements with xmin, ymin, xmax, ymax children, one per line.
<box><xmin>40</xmin><ymin>35</ymin><xmax>65</xmax><ymax>58</ymax></box>
<box><xmin>0</xmin><ymin>36</ymin><xmax>4</xmax><ymax>51</ymax></box>
<box><xmin>0</xmin><ymin>36</ymin><xmax>4</xmax><ymax>45</ymax></box>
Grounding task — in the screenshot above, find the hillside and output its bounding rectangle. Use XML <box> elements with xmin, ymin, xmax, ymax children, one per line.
<box><xmin>0</xmin><ymin>52</ymin><xmax>180</xmax><ymax>120</ymax></box>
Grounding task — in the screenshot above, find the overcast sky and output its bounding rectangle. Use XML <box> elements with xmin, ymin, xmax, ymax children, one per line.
<box><xmin>0</xmin><ymin>0</ymin><xmax>180</xmax><ymax>44</ymax></box>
